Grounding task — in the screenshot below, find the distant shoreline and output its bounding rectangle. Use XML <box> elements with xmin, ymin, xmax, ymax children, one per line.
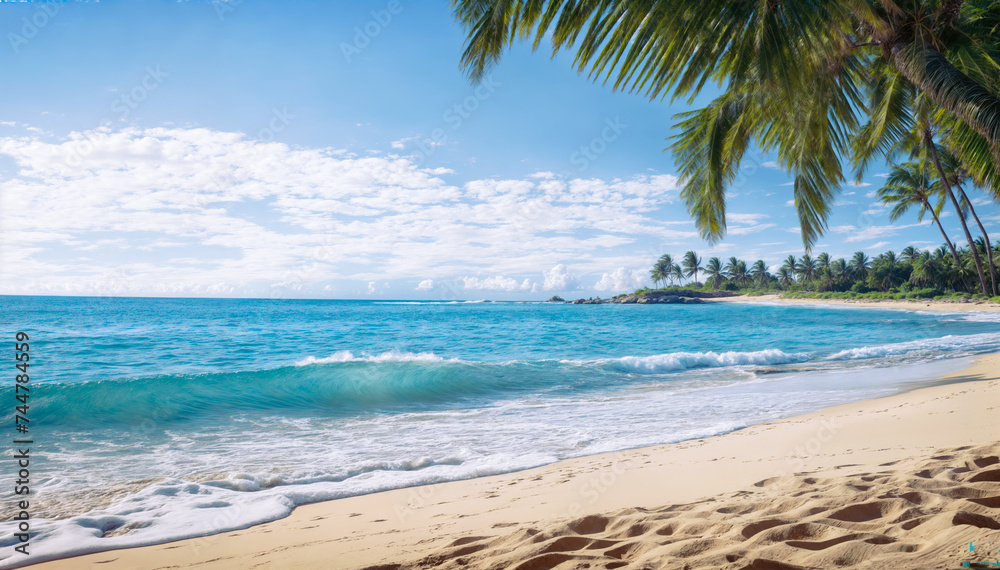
<box><xmin>709</xmin><ymin>292</ymin><xmax>1000</xmax><ymax>313</ymax></box>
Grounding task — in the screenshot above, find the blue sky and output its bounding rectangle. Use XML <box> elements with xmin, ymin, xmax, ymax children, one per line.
<box><xmin>0</xmin><ymin>0</ymin><xmax>995</xmax><ymax>299</ymax></box>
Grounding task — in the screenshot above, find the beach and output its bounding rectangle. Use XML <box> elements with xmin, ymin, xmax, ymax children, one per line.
<box><xmin>709</xmin><ymin>293</ymin><xmax>1000</xmax><ymax>313</ymax></box>
<box><xmin>29</xmin><ymin>349</ymin><xmax>1000</xmax><ymax>569</ymax></box>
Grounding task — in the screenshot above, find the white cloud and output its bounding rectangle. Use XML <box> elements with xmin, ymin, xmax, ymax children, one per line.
<box><xmin>865</xmin><ymin>241</ymin><xmax>891</xmax><ymax>250</ymax></box>
<box><xmin>0</xmin><ymin>126</ymin><xmax>694</xmax><ymax>296</ymax></box>
<box><xmin>415</xmin><ymin>279</ymin><xmax>434</xmax><ymax>291</ymax></box>
<box><xmin>593</xmin><ymin>267</ymin><xmax>645</xmax><ymax>292</ymax></box>
<box><xmin>390</xmin><ymin>136</ymin><xmax>419</xmax><ymax>149</ymax></box>
<box><xmin>462</xmin><ymin>275</ymin><xmax>535</xmax><ymax>292</ymax></box>
<box><xmin>543</xmin><ymin>264</ymin><xmax>577</xmax><ymax>291</ymax></box>
<box><xmin>761</xmin><ymin>161</ymin><xmax>780</xmax><ymax>169</ymax></box>
<box><xmin>785</xmin><ymin>200</ymin><xmax>796</xmax><ymax>207</ymax></box>
<box><xmin>728</xmin><ymin>213</ymin><xmax>769</xmax><ymax>225</ymax></box>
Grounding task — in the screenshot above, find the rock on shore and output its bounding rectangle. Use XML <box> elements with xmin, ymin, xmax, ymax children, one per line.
<box><xmin>568</xmin><ymin>290</ymin><xmax>737</xmax><ymax>305</ymax></box>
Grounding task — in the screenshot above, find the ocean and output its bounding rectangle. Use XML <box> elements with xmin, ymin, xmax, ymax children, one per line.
<box><xmin>1</xmin><ymin>295</ymin><xmax>999</xmax><ymax>567</ymax></box>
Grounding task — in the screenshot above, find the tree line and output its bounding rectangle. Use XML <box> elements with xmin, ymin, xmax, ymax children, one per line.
<box><xmin>650</xmin><ymin>242</ymin><xmax>999</xmax><ymax>299</ymax></box>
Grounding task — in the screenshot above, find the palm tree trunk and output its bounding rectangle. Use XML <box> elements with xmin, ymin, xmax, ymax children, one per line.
<box><xmin>926</xmin><ymin>130</ymin><xmax>989</xmax><ymax>295</ymax></box>
<box><xmin>956</xmin><ymin>184</ymin><xmax>997</xmax><ymax>296</ymax></box>
<box><xmin>921</xmin><ymin>197</ymin><xmax>970</xmax><ymax>292</ymax></box>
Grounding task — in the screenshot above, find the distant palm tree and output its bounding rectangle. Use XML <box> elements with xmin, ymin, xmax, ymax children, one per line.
<box><xmin>816</xmin><ymin>252</ymin><xmax>831</xmax><ymax>274</ymax></box>
<box><xmin>873</xmin><ymin>251</ymin><xmax>908</xmax><ymax>290</ymax></box>
<box><xmin>830</xmin><ymin>258</ymin><xmax>849</xmax><ymax>288</ymax></box>
<box><xmin>750</xmin><ymin>260</ymin><xmax>769</xmax><ymax>289</ymax></box>
<box><xmin>877</xmin><ymin>162</ymin><xmax>968</xmax><ymax>291</ymax></box>
<box><xmin>781</xmin><ymin>255</ymin><xmax>798</xmax><ymax>278</ymax></box>
<box><xmin>725</xmin><ymin>257</ymin><xmax>749</xmax><ymax>287</ymax></box>
<box><xmin>848</xmin><ymin>252</ymin><xmax>871</xmax><ymax>282</ymax></box>
<box><xmin>900</xmin><ymin>245</ymin><xmax>919</xmax><ymax>265</ymax></box>
<box><xmin>705</xmin><ymin>257</ymin><xmax>724</xmax><ymax>290</ymax></box>
<box><xmin>655</xmin><ymin>254</ymin><xmax>677</xmax><ymax>287</ymax></box>
<box><xmin>798</xmin><ymin>254</ymin><xmax>817</xmax><ymax>283</ymax></box>
<box><xmin>670</xmin><ymin>263</ymin><xmax>684</xmax><ymax>285</ymax></box>
<box><xmin>650</xmin><ymin>257</ymin><xmax>670</xmax><ymax>288</ymax></box>
<box><xmin>909</xmin><ymin>254</ymin><xmax>938</xmax><ymax>287</ymax></box>
<box><xmin>777</xmin><ymin>266</ymin><xmax>794</xmax><ymax>289</ymax></box>
<box><xmin>682</xmin><ymin>251</ymin><xmax>702</xmax><ymax>284</ymax></box>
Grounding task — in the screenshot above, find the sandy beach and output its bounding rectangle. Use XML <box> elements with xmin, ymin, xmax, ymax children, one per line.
<box><xmin>27</xmin><ymin>349</ymin><xmax>1000</xmax><ymax>570</ymax></box>
<box><xmin>709</xmin><ymin>293</ymin><xmax>1000</xmax><ymax>313</ymax></box>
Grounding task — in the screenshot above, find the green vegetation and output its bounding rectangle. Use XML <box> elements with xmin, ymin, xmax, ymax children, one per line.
<box><xmin>643</xmin><ymin>242</ymin><xmax>1000</xmax><ymax>300</ymax></box>
<box><xmin>452</xmin><ymin>1</ymin><xmax>1000</xmax><ymax>254</ymax></box>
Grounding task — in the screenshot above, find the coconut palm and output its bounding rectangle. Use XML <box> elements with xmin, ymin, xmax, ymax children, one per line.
<box><xmin>650</xmin><ymin>256</ymin><xmax>670</xmax><ymax>288</ymax></box>
<box><xmin>816</xmin><ymin>253</ymin><xmax>831</xmax><ymax>275</ymax></box>
<box><xmin>798</xmin><ymin>254</ymin><xmax>817</xmax><ymax>283</ymax></box>
<box><xmin>781</xmin><ymin>255</ymin><xmax>799</xmax><ymax>278</ymax></box>
<box><xmin>900</xmin><ymin>245</ymin><xmax>919</xmax><ymax>265</ymax></box>
<box><xmin>876</xmin><ymin>161</ymin><xmax>969</xmax><ymax>290</ymax></box>
<box><xmin>830</xmin><ymin>258</ymin><xmax>849</xmax><ymax>289</ymax></box>
<box><xmin>654</xmin><ymin>254</ymin><xmax>678</xmax><ymax>286</ymax></box>
<box><xmin>704</xmin><ymin>257</ymin><xmax>724</xmax><ymax>290</ymax></box>
<box><xmin>750</xmin><ymin>260</ymin><xmax>769</xmax><ymax>289</ymax></box>
<box><xmin>670</xmin><ymin>262</ymin><xmax>684</xmax><ymax>285</ymax></box>
<box><xmin>453</xmin><ymin>1</ymin><xmax>1000</xmax><ymax>250</ymax></box>
<box><xmin>851</xmin><ymin>76</ymin><xmax>992</xmax><ymax>294</ymax></box>
<box><xmin>909</xmin><ymin>254</ymin><xmax>938</xmax><ymax>287</ymax></box>
<box><xmin>725</xmin><ymin>258</ymin><xmax>750</xmax><ymax>287</ymax></box>
<box><xmin>777</xmin><ymin>266</ymin><xmax>794</xmax><ymax>289</ymax></box>
<box><xmin>682</xmin><ymin>251</ymin><xmax>703</xmax><ymax>284</ymax></box>
<box><xmin>849</xmin><ymin>252</ymin><xmax>872</xmax><ymax>282</ymax></box>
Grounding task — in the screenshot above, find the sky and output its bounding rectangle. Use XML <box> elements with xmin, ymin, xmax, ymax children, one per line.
<box><xmin>0</xmin><ymin>0</ymin><xmax>996</xmax><ymax>300</ymax></box>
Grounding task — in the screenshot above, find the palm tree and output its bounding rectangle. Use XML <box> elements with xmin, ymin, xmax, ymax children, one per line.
<box><xmin>909</xmin><ymin>254</ymin><xmax>938</xmax><ymax>288</ymax></box>
<box><xmin>670</xmin><ymin>263</ymin><xmax>684</xmax><ymax>285</ymax></box>
<box><xmin>816</xmin><ymin>252</ymin><xmax>831</xmax><ymax>275</ymax></box>
<box><xmin>650</xmin><ymin>256</ymin><xmax>670</xmax><ymax>288</ymax></box>
<box><xmin>682</xmin><ymin>251</ymin><xmax>702</xmax><ymax>284</ymax></box>
<box><xmin>654</xmin><ymin>254</ymin><xmax>677</xmax><ymax>287</ymax></box>
<box><xmin>852</xmin><ymin>75</ymin><xmax>993</xmax><ymax>294</ymax></box>
<box><xmin>943</xmin><ymin>152</ymin><xmax>998</xmax><ymax>295</ymax></box>
<box><xmin>777</xmin><ymin>266</ymin><xmax>794</xmax><ymax>290</ymax></box>
<box><xmin>848</xmin><ymin>252</ymin><xmax>872</xmax><ymax>282</ymax></box>
<box><xmin>751</xmin><ymin>260</ymin><xmax>769</xmax><ymax>289</ymax></box>
<box><xmin>830</xmin><ymin>258</ymin><xmax>849</xmax><ymax>289</ymax></box>
<box><xmin>454</xmin><ymin>1</ymin><xmax>1000</xmax><ymax>250</ymax></box>
<box><xmin>726</xmin><ymin>258</ymin><xmax>749</xmax><ymax>287</ymax></box>
<box><xmin>798</xmin><ymin>254</ymin><xmax>817</xmax><ymax>283</ymax></box>
<box><xmin>900</xmin><ymin>245</ymin><xmax>919</xmax><ymax>265</ymax></box>
<box><xmin>704</xmin><ymin>257</ymin><xmax>724</xmax><ymax>290</ymax></box>
<box><xmin>781</xmin><ymin>255</ymin><xmax>799</xmax><ymax>279</ymax></box>
<box><xmin>876</xmin><ymin>162</ymin><xmax>969</xmax><ymax>291</ymax></box>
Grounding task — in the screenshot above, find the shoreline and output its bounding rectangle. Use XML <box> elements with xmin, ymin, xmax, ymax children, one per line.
<box><xmin>708</xmin><ymin>292</ymin><xmax>1000</xmax><ymax>313</ymax></box>
<box><xmin>28</xmin><ymin>351</ymin><xmax>1000</xmax><ymax>569</ymax></box>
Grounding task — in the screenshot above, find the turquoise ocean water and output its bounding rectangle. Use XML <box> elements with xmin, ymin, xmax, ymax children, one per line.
<box><xmin>1</xmin><ymin>295</ymin><xmax>999</xmax><ymax>566</ymax></box>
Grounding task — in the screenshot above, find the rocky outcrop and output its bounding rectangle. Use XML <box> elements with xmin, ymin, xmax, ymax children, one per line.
<box><xmin>567</xmin><ymin>290</ymin><xmax>735</xmax><ymax>305</ymax></box>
